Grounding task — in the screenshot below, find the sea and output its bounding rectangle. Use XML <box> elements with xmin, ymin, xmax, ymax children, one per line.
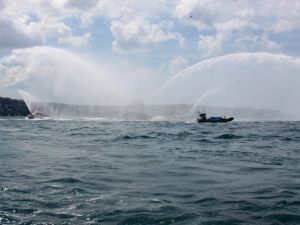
<box><xmin>0</xmin><ymin>118</ymin><xmax>299</xmax><ymax>225</ymax></box>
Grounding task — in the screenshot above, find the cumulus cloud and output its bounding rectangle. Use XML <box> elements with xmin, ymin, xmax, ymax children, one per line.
<box><xmin>58</xmin><ymin>33</ymin><xmax>91</xmax><ymax>47</ymax></box>
<box><xmin>174</xmin><ymin>0</ymin><xmax>221</xmax><ymax>30</ymax></box>
<box><xmin>174</xmin><ymin>0</ymin><xmax>300</xmax><ymax>56</ymax></box>
<box><xmin>0</xmin><ymin>0</ymin><xmax>184</xmax><ymax>51</ymax></box>
<box><xmin>64</xmin><ymin>0</ymin><xmax>99</xmax><ymax>11</ymax></box>
<box><xmin>0</xmin><ymin>0</ymin><xmax>102</xmax><ymax>49</ymax></box>
<box><xmin>0</xmin><ymin>0</ymin><xmax>299</xmax><ymax>56</ymax></box>
<box><xmin>111</xmin><ymin>16</ymin><xmax>184</xmax><ymax>52</ymax></box>
<box><xmin>198</xmin><ymin>35</ymin><xmax>223</xmax><ymax>56</ymax></box>
<box><xmin>0</xmin><ymin>20</ymin><xmax>44</xmax><ymax>49</ymax></box>
<box><xmin>271</xmin><ymin>19</ymin><xmax>298</xmax><ymax>33</ymax></box>
<box><xmin>168</xmin><ymin>56</ymin><xmax>189</xmax><ymax>75</ymax></box>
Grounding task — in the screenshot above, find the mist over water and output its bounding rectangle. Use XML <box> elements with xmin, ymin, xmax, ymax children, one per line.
<box><xmin>1</xmin><ymin>49</ymin><xmax>300</xmax><ymax>119</ymax></box>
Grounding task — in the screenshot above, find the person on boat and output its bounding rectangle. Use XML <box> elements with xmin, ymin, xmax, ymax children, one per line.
<box><xmin>198</xmin><ymin>112</ymin><xmax>207</xmax><ymax>120</ymax></box>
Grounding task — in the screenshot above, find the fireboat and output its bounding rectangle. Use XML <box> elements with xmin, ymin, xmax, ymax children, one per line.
<box><xmin>197</xmin><ymin>113</ymin><xmax>234</xmax><ymax>123</ymax></box>
<box><xmin>26</xmin><ymin>111</ymin><xmax>47</xmax><ymax>119</ymax></box>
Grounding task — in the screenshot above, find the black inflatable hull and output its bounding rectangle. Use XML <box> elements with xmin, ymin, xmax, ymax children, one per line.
<box><xmin>197</xmin><ymin>117</ymin><xmax>234</xmax><ymax>123</ymax></box>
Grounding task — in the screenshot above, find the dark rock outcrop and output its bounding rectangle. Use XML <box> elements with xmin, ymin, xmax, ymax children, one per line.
<box><xmin>0</xmin><ymin>97</ymin><xmax>30</xmax><ymax>116</ymax></box>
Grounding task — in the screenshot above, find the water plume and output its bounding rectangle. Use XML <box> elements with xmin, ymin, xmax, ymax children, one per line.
<box><xmin>0</xmin><ymin>47</ymin><xmax>122</xmax><ymax>109</ymax></box>
<box><xmin>1</xmin><ymin>49</ymin><xmax>300</xmax><ymax>120</ymax></box>
<box><xmin>149</xmin><ymin>53</ymin><xmax>300</xmax><ymax>118</ymax></box>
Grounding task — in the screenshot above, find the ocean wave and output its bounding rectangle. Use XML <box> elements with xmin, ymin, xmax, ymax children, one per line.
<box><xmin>1</xmin><ymin>120</ymin><xmax>300</xmax><ymax>225</ymax></box>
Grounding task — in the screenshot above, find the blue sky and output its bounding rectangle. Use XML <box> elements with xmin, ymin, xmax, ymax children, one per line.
<box><xmin>0</xmin><ymin>0</ymin><xmax>300</xmax><ymax>103</ymax></box>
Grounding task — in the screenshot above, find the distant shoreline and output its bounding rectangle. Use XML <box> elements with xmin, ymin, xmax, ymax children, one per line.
<box><xmin>0</xmin><ymin>96</ymin><xmax>292</xmax><ymax>120</ymax></box>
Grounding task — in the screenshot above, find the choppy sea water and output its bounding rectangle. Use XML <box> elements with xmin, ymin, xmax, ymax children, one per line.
<box><xmin>0</xmin><ymin>119</ymin><xmax>299</xmax><ymax>225</ymax></box>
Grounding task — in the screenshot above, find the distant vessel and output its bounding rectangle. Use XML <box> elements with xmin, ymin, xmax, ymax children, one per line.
<box><xmin>27</xmin><ymin>112</ymin><xmax>47</xmax><ymax>119</ymax></box>
<box><xmin>197</xmin><ymin>113</ymin><xmax>234</xmax><ymax>123</ymax></box>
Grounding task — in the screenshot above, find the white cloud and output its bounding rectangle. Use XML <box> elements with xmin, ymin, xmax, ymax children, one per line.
<box><xmin>0</xmin><ymin>0</ymin><xmax>299</xmax><ymax>55</ymax></box>
<box><xmin>0</xmin><ymin>20</ymin><xmax>44</xmax><ymax>49</ymax></box>
<box><xmin>214</xmin><ymin>18</ymin><xmax>258</xmax><ymax>33</ymax></box>
<box><xmin>58</xmin><ymin>33</ymin><xmax>91</xmax><ymax>47</ymax></box>
<box><xmin>111</xmin><ymin>16</ymin><xmax>184</xmax><ymax>52</ymax></box>
<box><xmin>64</xmin><ymin>0</ymin><xmax>99</xmax><ymax>11</ymax></box>
<box><xmin>198</xmin><ymin>35</ymin><xmax>223</xmax><ymax>56</ymax></box>
<box><xmin>168</xmin><ymin>56</ymin><xmax>189</xmax><ymax>75</ymax></box>
<box><xmin>0</xmin><ymin>0</ymin><xmax>93</xmax><ymax>49</ymax></box>
<box><xmin>0</xmin><ymin>0</ymin><xmax>184</xmax><ymax>51</ymax></box>
<box><xmin>174</xmin><ymin>0</ymin><xmax>300</xmax><ymax>56</ymax></box>
<box><xmin>174</xmin><ymin>0</ymin><xmax>221</xmax><ymax>30</ymax></box>
<box><xmin>271</xmin><ymin>19</ymin><xmax>298</xmax><ymax>33</ymax></box>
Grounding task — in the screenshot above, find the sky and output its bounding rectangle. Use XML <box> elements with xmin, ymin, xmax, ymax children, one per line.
<box><xmin>0</xmin><ymin>0</ymin><xmax>300</xmax><ymax>109</ymax></box>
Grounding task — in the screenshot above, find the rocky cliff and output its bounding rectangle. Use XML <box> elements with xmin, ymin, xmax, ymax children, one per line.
<box><xmin>0</xmin><ymin>97</ymin><xmax>30</xmax><ymax>116</ymax></box>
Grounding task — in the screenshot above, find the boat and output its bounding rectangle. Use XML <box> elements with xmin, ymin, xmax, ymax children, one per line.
<box><xmin>26</xmin><ymin>111</ymin><xmax>47</xmax><ymax>119</ymax></box>
<box><xmin>197</xmin><ymin>113</ymin><xmax>234</xmax><ymax>123</ymax></box>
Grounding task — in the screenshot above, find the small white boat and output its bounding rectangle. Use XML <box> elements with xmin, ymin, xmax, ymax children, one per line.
<box><xmin>27</xmin><ymin>112</ymin><xmax>47</xmax><ymax>119</ymax></box>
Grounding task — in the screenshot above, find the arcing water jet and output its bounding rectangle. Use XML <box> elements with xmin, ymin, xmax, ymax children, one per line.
<box><xmin>0</xmin><ymin>47</ymin><xmax>122</xmax><ymax>110</ymax></box>
<box><xmin>149</xmin><ymin>53</ymin><xmax>300</xmax><ymax>119</ymax></box>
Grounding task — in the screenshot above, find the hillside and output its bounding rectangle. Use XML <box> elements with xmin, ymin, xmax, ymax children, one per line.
<box><xmin>0</xmin><ymin>97</ymin><xmax>30</xmax><ymax>116</ymax></box>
